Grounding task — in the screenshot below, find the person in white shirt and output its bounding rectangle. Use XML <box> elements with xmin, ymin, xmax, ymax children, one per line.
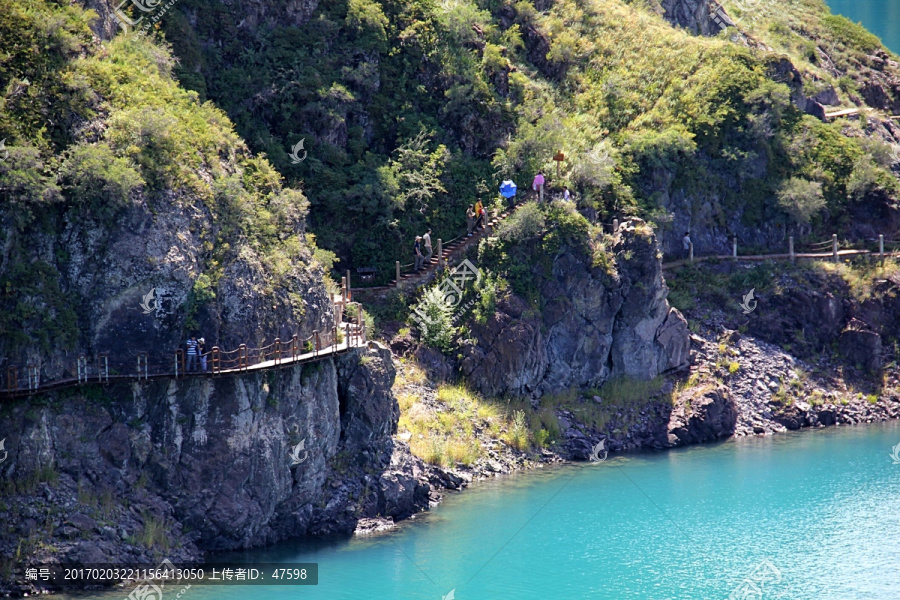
<box><xmin>423</xmin><ymin>229</ymin><xmax>433</xmax><ymax>264</ymax></box>
<box><xmin>683</xmin><ymin>232</ymin><xmax>692</xmax><ymax>259</ymax></box>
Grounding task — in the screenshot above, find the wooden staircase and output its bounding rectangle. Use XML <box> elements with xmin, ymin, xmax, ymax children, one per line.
<box><xmin>389</xmin><ymin>207</ymin><xmax>513</xmax><ymax>288</ymax></box>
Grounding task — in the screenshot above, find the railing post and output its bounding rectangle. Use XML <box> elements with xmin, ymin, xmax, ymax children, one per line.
<box><xmin>98</xmin><ymin>353</ymin><xmax>109</xmax><ymax>384</ymax></box>
<box><xmin>832</xmin><ymin>234</ymin><xmax>838</xmax><ymax>263</ymax></box>
<box><xmin>396</xmin><ymin>261</ymin><xmax>401</xmax><ymax>287</ymax></box>
<box><xmin>239</xmin><ymin>344</ymin><xmax>248</xmax><ymax>371</ymax></box>
<box><xmin>732</xmin><ymin>236</ymin><xmax>737</xmax><ymax>260</ymax></box>
<box><xmin>175</xmin><ymin>349</ymin><xmax>183</xmax><ymax>378</ymax></box>
<box><xmin>880</xmin><ymin>234</ymin><xmax>885</xmax><ymax>264</ymax></box>
<box><xmin>341</xmin><ymin>276</ymin><xmax>347</xmax><ymax>309</ymax></box>
<box><xmin>689</xmin><ymin>242</ymin><xmax>694</xmax><ymax>263</ymax></box>
<box><xmin>26</xmin><ymin>364</ymin><xmax>39</xmax><ymax>392</ymax></box>
<box><xmin>274</xmin><ymin>338</ymin><xmax>281</xmax><ymax>365</ymax></box>
<box><xmin>77</xmin><ymin>354</ymin><xmax>88</xmax><ymax>384</ymax></box>
<box><xmin>789</xmin><ymin>236</ymin><xmax>795</xmax><ymax>263</ymax></box>
<box><xmin>137</xmin><ymin>352</ymin><xmax>148</xmax><ymax>380</ymax></box>
<box><xmin>292</xmin><ymin>334</ymin><xmax>299</xmax><ymax>360</ymax></box>
<box><xmin>437</xmin><ymin>238</ymin><xmax>443</xmax><ymax>270</ymax></box>
<box><xmin>346</xmin><ymin>270</ymin><xmax>352</xmax><ymax>301</ymax></box>
<box><xmin>333</xmin><ymin>326</ymin><xmax>338</xmax><ymax>354</ymax></box>
<box><xmin>314</xmin><ymin>330</ymin><xmax>320</xmax><ymax>356</ymax></box>
<box><xmin>6</xmin><ymin>366</ymin><xmax>17</xmax><ymax>395</ymax></box>
<box><xmin>211</xmin><ymin>347</ymin><xmax>220</xmax><ymax>374</ymax></box>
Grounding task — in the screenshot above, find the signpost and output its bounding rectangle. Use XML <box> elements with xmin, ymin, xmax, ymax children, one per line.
<box><xmin>553</xmin><ymin>151</ymin><xmax>566</xmax><ymax>178</ymax></box>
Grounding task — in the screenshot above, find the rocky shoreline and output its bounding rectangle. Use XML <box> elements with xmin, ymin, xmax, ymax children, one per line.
<box><xmin>378</xmin><ymin>321</ymin><xmax>900</xmax><ymax>535</ymax></box>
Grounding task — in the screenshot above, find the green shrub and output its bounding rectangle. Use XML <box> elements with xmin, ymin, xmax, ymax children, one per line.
<box><xmin>776</xmin><ymin>177</ymin><xmax>825</xmax><ymax>227</ymax></box>
<box><xmin>410</xmin><ymin>285</ymin><xmax>457</xmax><ymax>352</ymax></box>
<box><xmin>58</xmin><ymin>143</ymin><xmax>144</xmax><ymax>216</ymax></box>
<box><xmin>497</xmin><ymin>201</ymin><xmax>545</xmax><ymax>242</ymax></box>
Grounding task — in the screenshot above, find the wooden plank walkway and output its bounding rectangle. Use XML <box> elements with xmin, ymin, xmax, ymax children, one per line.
<box><xmin>1</xmin><ymin>326</ymin><xmax>366</xmax><ymax>400</ymax></box>
<box><xmin>824</xmin><ymin>108</ymin><xmax>860</xmax><ymax>120</ymax></box>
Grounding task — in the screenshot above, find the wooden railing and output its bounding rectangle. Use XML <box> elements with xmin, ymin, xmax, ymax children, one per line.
<box><xmin>1</xmin><ymin>301</ymin><xmax>368</xmax><ymax>400</ymax></box>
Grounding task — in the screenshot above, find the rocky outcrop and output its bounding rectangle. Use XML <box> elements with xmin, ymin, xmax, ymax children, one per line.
<box><xmin>657</xmin><ymin>0</ymin><xmax>725</xmax><ymax>36</ymax></box>
<box><xmin>667</xmin><ymin>384</ymin><xmax>737</xmax><ymax>445</ymax></box>
<box><xmin>0</xmin><ymin>188</ymin><xmax>333</xmax><ymax>388</ymax></box>
<box><xmin>839</xmin><ymin>324</ymin><xmax>883</xmax><ymax>374</ymax></box>
<box><xmin>0</xmin><ymin>343</ymin><xmax>429</xmax><ymax>594</ymax></box>
<box><xmin>460</xmin><ymin>219</ymin><xmax>690</xmax><ymax>398</ymax></box>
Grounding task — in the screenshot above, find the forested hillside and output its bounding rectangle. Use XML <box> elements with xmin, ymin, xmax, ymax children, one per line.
<box><xmin>149</xmin><ymin>0</ymin><xmax>900</xmax><ymax>280</ymax></box>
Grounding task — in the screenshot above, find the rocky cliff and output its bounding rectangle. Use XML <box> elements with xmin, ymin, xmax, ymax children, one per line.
<box><xmin>0</xmin><ymin>343</ymin><xmax>433</xmax><ymax>594</ymax></box>
<box><xmin>458</xmin><ymin>218</ymin><xmax>690</xmax><ymax>398</ymax></box>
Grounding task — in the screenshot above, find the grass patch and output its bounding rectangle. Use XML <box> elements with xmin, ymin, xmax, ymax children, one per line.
<box><xmin>129</xmin><ymin>512</ymin><xmax>171</xmax><ymax>551</ymax></box>
<box><xmin>817</xmin><ymin>259</ymin><xmax>900</xmax><ymax>302</ymax></box>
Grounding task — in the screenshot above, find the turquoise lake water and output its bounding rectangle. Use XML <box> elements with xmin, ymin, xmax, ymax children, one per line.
<box><xmin>828</xmin><ymin>0</ymin><xmax>900</xmax><ymax>53</ymax></box>
<box><xmin>59</xmin><ymin>423</ymin><xmax>900</xmax><ymax>599</ymax></box>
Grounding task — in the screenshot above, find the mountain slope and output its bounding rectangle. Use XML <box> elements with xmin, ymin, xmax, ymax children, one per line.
<box><xmin>0</xmin><ymin>0</ymin><xmax>332</xmax><ymax>373</ymax></box>
<box><xmin>141</xmin><ymin>0</ymin><xmax>900</xmax><ymax>279</ymax></box>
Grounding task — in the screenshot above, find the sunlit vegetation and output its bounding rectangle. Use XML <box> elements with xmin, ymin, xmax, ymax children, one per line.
<box><xmin>152</xmin><ymin>0</ymin><xmax>900</xmax><ymax>285</ymax></box>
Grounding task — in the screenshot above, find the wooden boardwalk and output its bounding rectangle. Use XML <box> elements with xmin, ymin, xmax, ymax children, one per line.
<box><xmin>1</xmin><ymin>321</ymin><xmax>366</xmax><ymax>401</ymax></box>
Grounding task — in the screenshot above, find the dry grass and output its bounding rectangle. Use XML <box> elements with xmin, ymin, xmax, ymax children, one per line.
<box><xmin>397</xmin><ymin>379</ymin><xmax>532</xmax><ymax>467</ymax></box>
<box><xmin>817</xmin><ymin>259</ymin><xmax>900</xmax><ymax>301</ymax></box>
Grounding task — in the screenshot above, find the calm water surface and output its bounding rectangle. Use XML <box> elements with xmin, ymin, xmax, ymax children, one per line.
<box><xmin>59</xmin><ymin>423</ymin><xmax>900</xmax><ymax>599</ymax></box>
<box><xmin>828</xmin><ymin>0</ymin><xmax>900</xmax><ymax>53</ymax></box>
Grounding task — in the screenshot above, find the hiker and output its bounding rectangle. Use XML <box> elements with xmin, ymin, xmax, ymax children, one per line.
<box><xmin>563</xmin><ymin>186</ymin><xmax>571</xmax><ymax>201</ymax></box>
<box><xmin>466</xmin><ymin>204</ymin><xmax>476</xmax><ymax>236</ymax></box>
<box><xmin>683</xmin><ymin>232</ymin><xmax>692</xmax><ymax>259</ymax></box>
<box><xmin>198</xmin><ymin>337</ymin><xmax>207</xmax><ymax>372</ymax></box>
<box><xmin>423</xmin><ymin>228</ymin><xmax>433</xmax><ymax>264</ymax></box>
<box><xmin>186</xmin><ymin>335</ymin><xmax>199</xmax><ymax>372</ymax></box>
<box><xmin>532</xmin><ymin>170</ymin><xmax>545</xmax><ymax>202</ymax></box>
<box><xmin>474</xmin><ymin>199</ymin><xmax>484</xmax><ymax>230</ymax></box>
<box><xmin>414</xmin><ymin>236</ymin><xmax>425</xmax><ymax>271</ymax></box>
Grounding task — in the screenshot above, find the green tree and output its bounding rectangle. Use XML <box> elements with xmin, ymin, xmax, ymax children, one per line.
<box><xmin>776</xmin><ymin>177</ymin><xmax>825</xmax><ymax>233</ymax></box>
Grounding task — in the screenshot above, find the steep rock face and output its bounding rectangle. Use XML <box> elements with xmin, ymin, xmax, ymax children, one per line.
<box><xmin>657</xmin><ymin>0</ymin><xmax>722</xmax><ymax>36</ymax></box>
<box><xmin>0</xmin><ymin>344</ymin><xmax>423</xmax><ymax>588</ymax></box>
<box><xmin>0</xmin><ymin>195</ymin><xmax>333</xmax><ymax>386</ymax></box>
<box><xmin>460</xmin><ymin>220</ymin><xmax>690</xmax><ymax>398</ymax></box>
